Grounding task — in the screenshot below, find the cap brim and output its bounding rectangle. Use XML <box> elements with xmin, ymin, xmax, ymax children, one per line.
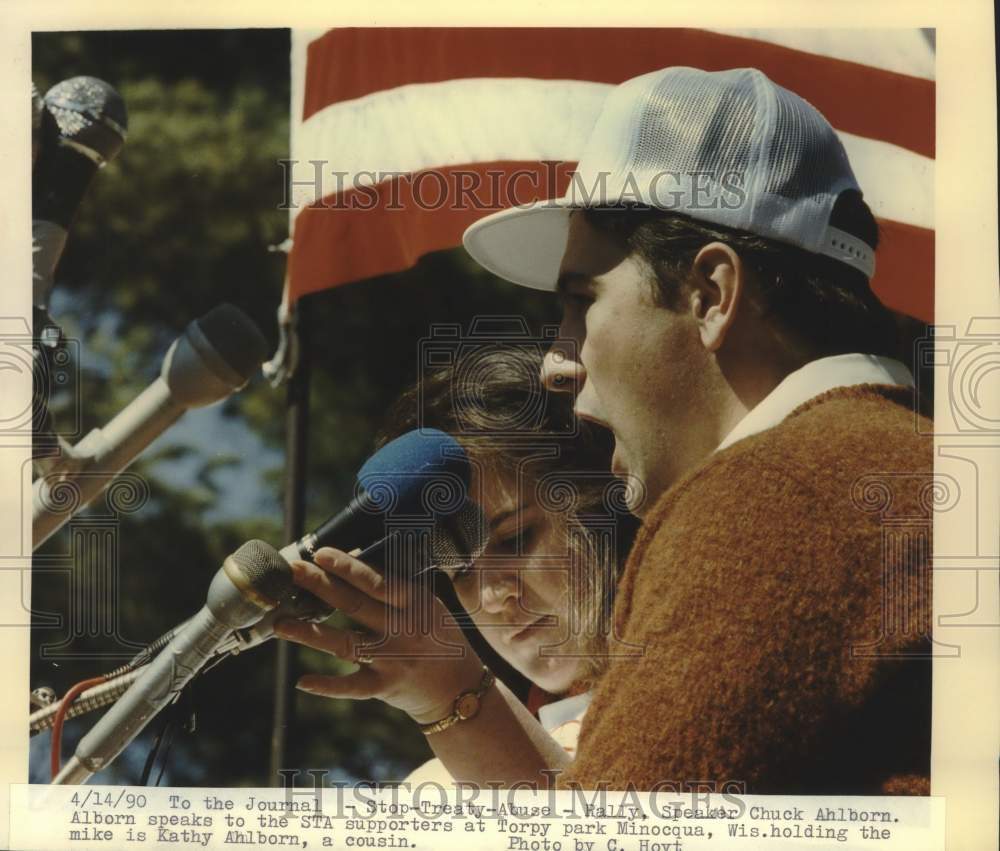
<box><xmin>462</xmin><ymin>199</ymin><xmax>577</xmax><ymax>291</ymax></box>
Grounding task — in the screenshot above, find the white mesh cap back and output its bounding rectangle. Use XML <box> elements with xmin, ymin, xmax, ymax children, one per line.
<box><xmin>464</xmin><ymin>66</ymin><xmax>875</xmax><ymax>290</ymax></box>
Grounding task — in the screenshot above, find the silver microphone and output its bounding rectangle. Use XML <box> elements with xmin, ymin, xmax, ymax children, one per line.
<box><xmin>53</xmin><ymin>540</ymin><xmax>294</xmax><ymax>785</ymax></box>
<box><xmin>33</xmin><ymin>303</ymin><xmax>269</xmax><ymax>548</ymax></box>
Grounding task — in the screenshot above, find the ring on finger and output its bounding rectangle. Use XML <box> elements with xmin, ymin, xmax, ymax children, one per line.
<box><xmin>352</xmin><ymin>632</ymin><xmax>375</xmax><ymax>665</ymax></box>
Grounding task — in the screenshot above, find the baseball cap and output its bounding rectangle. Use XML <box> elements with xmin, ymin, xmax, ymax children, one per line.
<box><xmin>463</xmin><ymin>66</ymin><xmax>875</xmax><ymax>289</ymax></box>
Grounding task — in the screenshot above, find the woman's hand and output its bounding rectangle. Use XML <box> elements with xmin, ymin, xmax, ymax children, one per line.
<box><xmin>274</xmin><ymin>546</ymin><xmax>485</xmax><ymax>725</ymax></box>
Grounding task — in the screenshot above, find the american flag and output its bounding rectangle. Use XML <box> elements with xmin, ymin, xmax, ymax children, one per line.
<box><xmin>286</xmin><ymin>28</ymin><xmax>934</xmax><ymax>322</ymax></box>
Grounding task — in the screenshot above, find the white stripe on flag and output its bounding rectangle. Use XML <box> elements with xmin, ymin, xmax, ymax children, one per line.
<box><xmin>289</xmin><ymin>78</ymin><xmax>610</xmax><ymax>217</ymax></box>
<box><xmin>289</xmin><ymin>76</ymin><xmax>933</xmax><ymax>230</ymax></box>
<box><xmin>707</xmin><ymin>27</ymin><xmax>935</xmax><ymax>80</ymax></box>
<box><xmin>290</xmin><ymin>28</ymin><xmax>329</xmax><ymax>230</ymax></box>
<box><xmin>841</xmin><ymin>132</ymin><xmax>934</xmax><ymax>229</ymax></box>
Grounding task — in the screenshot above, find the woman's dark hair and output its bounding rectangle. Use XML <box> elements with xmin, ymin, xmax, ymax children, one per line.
<box><xmin>377</xmin><ymin>345</ymin><xmax>628</xmax><ymax>686</ymax></box>
<box><xmin>582</xmin><ymin>191</ymin><xmax>899</xmax><ymax>359</ymax></box>
<box><xmin>379</xmin><ymin>344</ymin><xmax>608</xmax><ymax>482</ymax></box>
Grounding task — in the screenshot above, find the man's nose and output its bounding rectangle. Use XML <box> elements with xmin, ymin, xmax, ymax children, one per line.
<box><xmin>541</xmin><ymin>346</ymin><xmax>586</xmax><ymax>394</ymax></box>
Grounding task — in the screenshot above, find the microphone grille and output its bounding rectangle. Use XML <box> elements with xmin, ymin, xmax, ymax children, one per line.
<box><xmin>194</xmin><ymin>303</ymin><xmax>270</xmax><ymax>384</ymax></box>
<box><xmin>359</xmin><ymin>429</ymin><xmax>471</xmax><ymax>496</ymax></box>
<box><xmin>44</xmin><ymin>76</ymin><xmax>127</xmax><ymax>163</ymax></box>
<box><xmin>431</xmin><ymin>500</ymin><xmax>489</xmax><ymax>569</ymax></box>
<box><xmin>230</xmin><ymin>539</ymin><xmax>294</xmax><ymax>604</ymax></box>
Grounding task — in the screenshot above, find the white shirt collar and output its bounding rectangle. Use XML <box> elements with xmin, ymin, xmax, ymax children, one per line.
<box><xmin>716</xmin><ymin>354</ymin><xmax>914</xmax><ymax>453</ymax></box>
<box><xmin>537</xmin><ymin>690</ymin><xmax>593</xmax><ymax>732</ymax></box>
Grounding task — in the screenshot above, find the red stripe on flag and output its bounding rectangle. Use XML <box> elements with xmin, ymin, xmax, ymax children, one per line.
<box><xmin>871</xmin><ymin>219</ymin><xmax>934</xmax><ymax>323</ymax></box>
<box><xmin>288</xmin><ymin>161</ymin><xmax>933</xmax><ymax>322</ymax></box>
<box><xmin>288</xmin><ymin>161</ymin><xmax>574</xmax><ymax>298</ymax></box>
<box><xmin>303</xmin><ymin>28</ymin><xmax>934</xmax><ymax>158</ymax></box>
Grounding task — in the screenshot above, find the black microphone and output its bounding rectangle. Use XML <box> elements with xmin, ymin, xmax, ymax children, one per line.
<box><xmin>33</xmin><ymin>76</ymin><xmax>128</xmax><ymax>313</ymax></box>
<box><xmin>31</xmin><ymin>78</ymin><xmax>128</xmax><ymax>455</ymax></box>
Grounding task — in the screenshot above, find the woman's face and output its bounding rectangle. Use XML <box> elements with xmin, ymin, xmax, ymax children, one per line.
<box><xmin>446</xmin><ymin>473</ymin><xmax>589</xmax><ymax>694</ymax></box>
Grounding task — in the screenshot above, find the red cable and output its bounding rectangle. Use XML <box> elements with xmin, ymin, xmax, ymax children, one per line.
<box><xmin>51</xmin><ymin>676</ymin><xmax>107</xmax><ymax>781</ymax></box>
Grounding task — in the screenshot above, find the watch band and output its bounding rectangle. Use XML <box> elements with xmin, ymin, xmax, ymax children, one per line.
<box><xmin>419</xmin><ymin>667</ymin><xmax>495</xmax><ymax>736</ymax></box>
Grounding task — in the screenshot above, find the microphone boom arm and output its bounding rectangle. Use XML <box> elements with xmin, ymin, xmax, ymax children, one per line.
<box><xmin>32</xmin><ymin>304</ymin><xmax>268</xmax><ymax>550</ymax></box>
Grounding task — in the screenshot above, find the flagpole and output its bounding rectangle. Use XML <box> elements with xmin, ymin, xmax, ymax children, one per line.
<box><xmin>266</xmin><ymin>291</ymin><xmax>310</xmax><ymax>784</ymax></box>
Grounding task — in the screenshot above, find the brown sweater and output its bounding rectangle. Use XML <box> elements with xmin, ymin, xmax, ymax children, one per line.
<box><xmin>560</xmin><ymin>385</ymin><xmax>933</xmax><ymax>794</ymax></box>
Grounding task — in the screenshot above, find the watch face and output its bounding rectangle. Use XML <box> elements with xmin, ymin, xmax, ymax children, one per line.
<box><xmin>455</xmin><ymin>692</ymin><xmax>480</xmax><ymax>720</ymax></box>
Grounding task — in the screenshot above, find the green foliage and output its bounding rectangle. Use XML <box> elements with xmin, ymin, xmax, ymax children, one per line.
<box><xmin>50</xmin><ymin>77</ymin><xmax>288</xmax><ymax>353</ymax></box>
<box><xmin>293</xmin><ymin>253</ymin><xmax>558</xmax><ymax>529</ymax></box>
<box><xmin>31</xmin><ymin>28</ymin><xmax>555</xmax><ymax>788</ymax></box>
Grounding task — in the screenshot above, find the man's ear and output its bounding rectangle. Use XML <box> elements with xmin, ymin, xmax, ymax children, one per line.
<box><xmin>688</xmin><ymin>242</ymin><xmax>743</xmax><ymax>352</ymax></box>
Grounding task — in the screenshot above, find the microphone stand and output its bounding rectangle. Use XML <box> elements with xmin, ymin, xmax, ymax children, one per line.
<box><xmin>51</xmin><ymin>604</ymin><xmax>248</xmax><ymax>785</ymax></box>
<box><xmin>269</xmin><ymin>300</ymin><xmax>310</xmax><ymax>785</ymax></box>
<box><xmin>32</xmin><ymin>305</ymin><xmax>266</xmax><ymax>549</ymax></box>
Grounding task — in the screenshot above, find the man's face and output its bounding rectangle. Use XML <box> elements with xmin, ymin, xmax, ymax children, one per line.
<box><xmin>544</xmin><ymin>213</ymin><xmax>712</xmax><ymax>512</ymax></box>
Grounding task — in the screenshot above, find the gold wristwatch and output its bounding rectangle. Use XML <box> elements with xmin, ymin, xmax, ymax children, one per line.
<box><xmin>419</xmin><ymin>667</ymin><xmax>495</xmax><ymax>736</ymax></box>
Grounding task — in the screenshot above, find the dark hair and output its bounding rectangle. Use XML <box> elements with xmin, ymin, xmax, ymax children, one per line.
<box><xmin>379</xmin><ymin>345</ymin><xmax>611</xmax><ymax>484</ymax></box>
<box><xmin>376</xmin><ymin>345</ymin><xmax>626</xmax><ymax>686</ymax></box>
<box><xmin>582</xmin><ymin>191</ymin><xmax>898</xmax><ymax>359</ymax></box>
